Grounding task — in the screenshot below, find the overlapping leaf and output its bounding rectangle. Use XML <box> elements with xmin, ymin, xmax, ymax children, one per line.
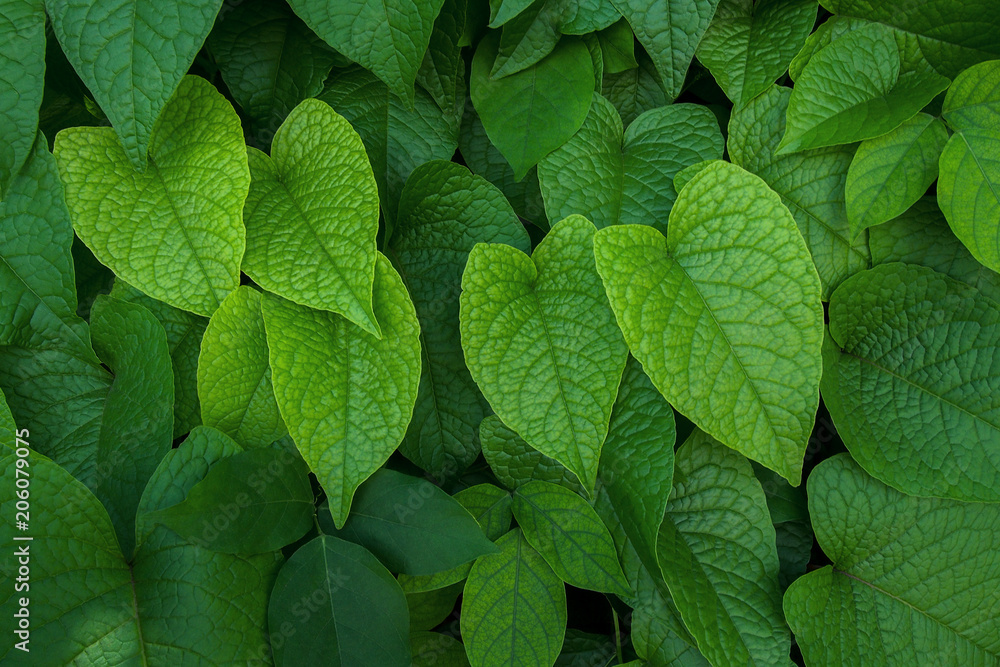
<box><xmin>537</xmin><ymin>93</ymin><xmax>723</xmax><ymax>231</ymax></box>
<box><xmin>54</xmin><ymin>75</ymin><xmax>249</xmax><ymax>317</ymax></box>
<box><xmin>389</xmin><ymin>160</ymin><xmax>530</xmax><ymax>480</ymax></box>
<box><xmin>0</xmin><ymin>0</ymin><xmax>45</xmax><ymax>196</ymax></box>
<box><xmin>823</xmin><ymin>262</ymin><xmax>1000</xmax><ymax>501</ymax></box>
<box><xmin>785</xmin><ymin>454</ymin><xmax>1000</xmax><ymax>666</ymax></box>
<box><xmin>263</xmin><ymin>255</ymin><xmax>421</xmax><ymax>528</ymax></box>
<box><xmin>480</xmin><ymin>415</ymin><xmax>584</xmax><ymax>493</ymax></box>
<box><xmin>594</xmin><ymin>160</ymin><xmax>823</xmax><ymax>483</ymax></box>
<box><xmin>460</xmin><ymin>215</ymin><xmax>628</xmax><ymax>492</ymax></box>
<box><xmin>243</xmin><ymin>98</ymin><xmax>381</xmax><ymax>336</ymax></box>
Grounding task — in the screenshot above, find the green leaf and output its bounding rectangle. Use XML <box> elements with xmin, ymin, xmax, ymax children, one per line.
<box><xmin>937</xmin><ymin>60</ymin><xmax>1000</xmax><ymax>273</ymax></box>
<box><xmin>418</xmin><ymin>0</ymin><xmax>468</xmax><ymax>126</ymax></box>
<box><xmin>513</xmin><ymin>480</ymin><xmax>630</xmax><ymax>595</ymax></box>
<box><xmin>0</xmin><ymin>387</ymin><xmax>13</xmax><ymax>450</ymax></box>
<box><xmin>388</xmin><ymin>160</ymin><xmax>530</xmax><ymax>481</ymax></box>
<box><xmin>54</xmin><ymin>75</ymin><xmax>249</xmax><ymax>317</ymax></box>
<box><xmin>0</xmin><ymin>430</ymin><xmax>281</xmax><ymax>664</ymax></box>
<box><xmin>778</xmin><ymin>24</ymin><xmax>950</xmax><ymax>153</ymax></box>
<box><xmin>696</xmin><ymin>0</ymin><xmax>817</xmax><ymax>108</ymax></box>
<box><xmin>0</xmin><ymin>135</ymin><xmax>93</xmax><ymax>354</ymax></box>
<box><xmin>460</xmin><ymin>215</ymin><xmax>628</xmax><ymax>492</ymax></box>
<box><xmin>329</xmin><ymin>468</ymin><xmax>499</xmax><ymax>575</ymax></box>
<box><xmin>657</xmin><ymin>430</ymin><xmax>791</xmax><ymax>666</ymax></box>
<box><xmin>397</xmin><ymin>483</ymin><xmax>514</xmax><ymax>593</ymax></box>
<box><xmin>728</xmin><ymin>84</ymin><xmax>870</xmax><ymax>299</ymax></box>
<box><xmin>471</xmin><ymin>32</ymin><xmax>594</xmax><ymax>180</ymax></box>
<box><xmin>150</xmin><ymin>445</ymin><xmax>313</xmax><ymax>553</ymax></box>
<box><xmin>0</xmin><ymin>0</ymin><xmax>45</xmax><ymax>196</ymax></box>
<box><xmin>197</xmin><ymin>286</ymin><xmax>285</xmax><ymax>448</ymax></box>
<box><xmin>820</xmin><ymin>0</ymin><xmax>1000</xmax><ymax>78</ymax></box>
<box><xmin>412</xmin><ymin>631</ymin><xmax>471</xmax><ymax>667</ymax></box>
<box><xmin>751</xmin><ymin>461</ymin><xmax>813</xmax><ymax>590</ymax></box>
<box><xmin>597</xmin><ymin>356</ymin><xmax>675</xmax><ymax>579</ymax></box>
<box><xmin>610</xmin><ymin>0</ymin><xmax>721</xmax><ymax>101</ymax></box>
<box><xmin>480</xmin><ymin>414</ymin><xmax>584</xmax><ymax>493</ymax></box>
<box><xmin>44</xmin><ymin>0</ymin><xmax>224</xmax><ymax>167</ymax></box>
<box><xmin>207</xmin><ymin>0</ymin><xmax>338</xmax><ymax>140</ymax></box>
<box><xmin>458</xmin><ymin>98</ymin><xmax>548</xmax><ymax>227</ymax></box>
<box><xmin>787</xmin><ymin>15</ymin><xmax>867</xmax><ymax>82</ymax></box>
<box><xmin>110</xmin><ymin>280</ymin><xmax>207</xmax><ymax>438</ymax></box>
<box><xmin>823</xmin><ymin>262</ymin><xmax>1000</xmax><ymax>501</ymax></box>
<box><xmin>785</xmin><ymin>453</ymin><xmax>1000</xmax><ymax>666</ymax></box>
<box><xmin>263</xmin><ymin>254</ymin><xmax>421</xmax><ymax>528</ymax></box>
<box><xmin>286</xmin><ymin>0</ymin><xmax>445</xmax><ymax>105</ymax></box>
<box><xmin>601</xmin><ymin>48</ymin><xmax>668</xmax><ymax>127</ymax></box>
<box><xmin>319</xmin><ymin>67</ymin><xmax>459</xmax><ymax>228</ymax></box>
<box><xmin>244</xmin><ymin>98</ymin><xmax>381</xmax><ymax>336</ymax></box>
<box><xmin>490</xmin><ymin>0</ymin><xmax>620</xmax><ymax>78</ymax></box>
<box><xmin>845</xmin><ymin>113</ymin><xmax>949</xmax><ymax>240</ymax></box>
<box><xmin>537</xmin><ymin>94</ymin><xmax>723</xmax><ymax>232</ymax></box>
<box><xmin>89</xmin><ymin>295</ymin><xmax>174</xmax><ymax>558</ymax></box>
<box><xmin>594</xmin><ymin>160</ymin><xmax>823</xmax><ymax>484</ymax></box>
<box><xmin>268</xmin><ymin>534</ymin><xmax>411</xmax><ymax>667</ymax></box>
<box><xmin>462</xmin><ymin>528</ymin><xmax>567</xmax><ymax>667</ymax></box>
<box><xmin>408</xmin><ymin>582</ymin><xmax>463</xmax><ymax>632</ymax></box>
<box><xmin>597</xmin><ymin>18</ymin><xmax>638</xmax><ymax>74</ymax></box>
<box><xmin>869</xmin><ymin>197</ymin><xmax>1000</xmax><ymax>303</ymax></box>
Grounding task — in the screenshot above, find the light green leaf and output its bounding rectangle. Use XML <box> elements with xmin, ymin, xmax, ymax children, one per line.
<box><xmin>594</xmin><ymin>160</ymin><xmax>823</xmax><ymax>483</ymax></box>
<box><xmin>0</xmin><ymin>0</ymin><xmax>45</xmax><ymax>196</ymax></box>
<box><xmin>601</xmin><ymin>48</ymin><xmax>668</xmax><ymax>127</ymax></box>
<box><xmin>0</xmin><ymin>430</ymin><xmax>281</xmax><ymax>664</ymax></box>
<box><xmin>869</xmin><ymin>197</ymin><xmax>1000</xmax><ymax>303</ymax></box>
<box><xmin>480</xmin><ymin>414</ymin><xmax>584</xmax><ymax>493</ymax></box>
<box><xmin>319</xmin><ymin>67</ymin><xmax>459</xmax><ymax>228</ymax></box>
<box><xmin>263</xmin><ymin>254</ymin><xmax>421</xmax><ymax>528</ymax></box>
<box><xmin>610</xmin><ymin>0</ymin><xmax>721</xmax><ymax>101</ymax></box>
<box><xmin>458</xmin><ymin>98</ymin><xmax>547</xmax><ymax>227</ymax></box>
<box><xmin>54</xmin><ymin>75</ymin><xmax>249</xmax><ymax>317</ymax></box>
<box><xmin>89</xmin><ymin>295</ymin><xmax>174</xmax><ymax>558</ymax></box>
<box><xmin>244</xmin><ymin>98</ymin><xmax>380</xmax><ymax>336</ymax></box>
<box><xmin>150</xmin><ymin>446</ymin><xmax>313</xmax><ymax>553</ymax></box>
<box><xmin>328</xmin><ymin>468</ymin><xmax>499</xmax><ymax>575</ymax></box>
<box><xmin>287</xmin><ymin>0</ymin><xmax>444</xmax><ymax>105</ymax></box>
<box><xmin>657</xmin><ymin>430</ymin><xmax>791</xmax><ymax>666</ymax></box>
<box><xmin>823</xmin><ymin>262</ymin><xmax>1000</xmax><ymax>501</ymax></box>
<box><xmin>389</xmin><ymin>160</ymin><xmax>530</xmax><ymax>481</ymax></box>
<box><xmin>269</xmin><ymin>534</ymin><xmax>411</xmax><ymax>667</ymax></box>
<box><xmin>208</xmin><ymin>0</ymin><xmax>338</xmax><ymax>139</ymax></box>
<box><xmin>820</xmin><ymin>0</ymin><xmax>1000</xmax><ymax>78</ymax></box>
<box><xmin>729</xmin><ymin>85</ymin><xmax>870</xmax><ymax>299</ymax></box>
<box><xmin>778</xmin><ymin>24</ymin><xmax>950</xmax><ymax>153</ymax></box>
<box><xmin>787</xmin><ymin>15</ymin><xmax>867</xmax><ymax>82</ymax></box>
<box><xmin>197</xmin><ymin>286</ymin><xmax>285</xmax><ymax>448</ymax></box>
<box><xmin>538</xmin><ymin>94</ymin><xmax>723</xmax><ymax>232</ymax></box>
<box><xmin>941</xmin><ymin>58</ymin><xmax>1000</xmax><ymax>131</ymax></box>
<box><xmin>412</xmin><ymin>631</ymin><xmax>471</xmax><ymax>667</ymax></box>
<box><xmin>597</xmin><ymin>356</ymin><xmax>675</xmax><ymax>579</ymax></box>
<box><xmin>397</xmin><ymin>483</ymin><xmax>514</xmax><ymax>593</ymax></box>
<box><xmin>471</xmin><ymin>32</ymin><xmax>594</xmax><ymax>180</ymax></box>
<box><xmin>513</xmin><ymin>480</ymin><xmax>629</xmax><ymax>595</ymax></box>
<box><xmin>785</xmin><ymin>453</ymin><xmax>1000</xmax><ymax>666</ymax></box>
<box><xmin>460</xmin><ymin>215</ymin><xmax>628</xmax><ymax>492</ymax></box>
<box><xmin>110</xmin><ymin>280</ymin><xmax>207</xmax><ymax>438</ymax></box>
<box><xmin>490</xmin><ymin>0</ymin><xmax>620</xmax><ymax>78</ymax></box>
<box><xmin>597</xmin><ymin>18</ymin><xmax>638</xmax><ymax>74</ymax></box>
<box><xmin>937</xmin><ymin>60</ymin><xmax>1000</xmax><ymax>273</ymax></box>
<box><xmin>846</xmin><ymin>113</ymin><xmax>949</xmax><ymax>240</ymax></box>
<box><xmin>45</xmin><ymin>0</ymin><xmax>224</xmax><ymax>167</ymax></box>
<box><xmin>462</xmin><ymin>528</ymin><xmax>567</xmax><ymax>667</ymax></box>
<box><xmin>696</xmin><ymin>0</ymin><xmax>817</xmax><ymax>108</ymax></box>
<box><xmin>0</xmin><ymin>135</ymin><xmax>93</xmax><ymax>354</ymax></box>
